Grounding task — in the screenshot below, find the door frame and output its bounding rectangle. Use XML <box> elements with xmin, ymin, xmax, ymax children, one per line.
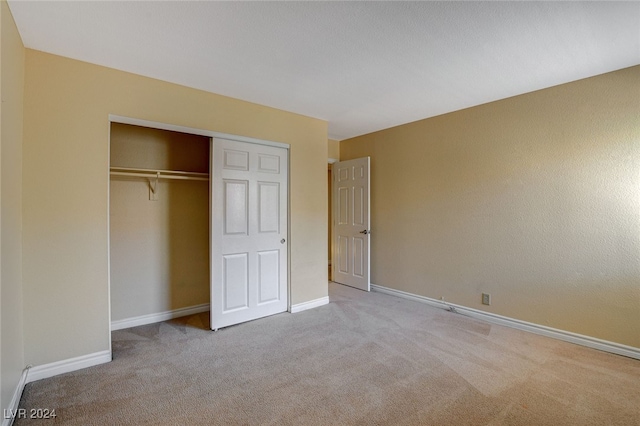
<box><xmin>107</xmin><ymin>115</ymin><xmax>291</xmax><ymax>336</ymax></box>
<box><xmin>327</xmin><ymin>158</ymin><xmax>338</xmax><ymax>281</ymax></box>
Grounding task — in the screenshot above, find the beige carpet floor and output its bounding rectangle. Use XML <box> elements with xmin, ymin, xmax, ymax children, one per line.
<box><xmin>16</xmin><ymin>282</ymin><xmax>640</xmax><ymax>425</ymax></box>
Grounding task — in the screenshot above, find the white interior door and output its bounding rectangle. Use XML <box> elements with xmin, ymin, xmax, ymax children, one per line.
<box><xmin>211</xmin><ymin>138</ymin><xmax>288</xmax><ymax>330</ymax></box>
<box><xmin>332</xmin><ymin>157</ymin><xmax>370</xmax><ymax>291</ymax></box>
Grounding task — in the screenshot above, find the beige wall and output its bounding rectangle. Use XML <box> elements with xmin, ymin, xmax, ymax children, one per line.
<box><xmin>0</xmin><ymin>0</ymin><xmax>25</xmax><ymax>411</ymax></box>
<box><xmin>341</xmin><ymin>66</ymin><xmax>640</xmax><ymax>348</ymax></box>
<box><xmin>23</xmin><ymin>49</ymin><xmax>328</xmax><ymax>366</ymax></box>
<box><xmin>110</xmin><ymin>124</ymin><xmax>210</xmax><ymax>321</ymax></box>
<box><xmin>328</xmin><ymin>138</ymin><xmax>340</xmax><ymax>161</ymax></box>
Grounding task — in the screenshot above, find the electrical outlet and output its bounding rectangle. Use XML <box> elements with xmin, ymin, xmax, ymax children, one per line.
<box><xmin>482</xmin><ymin>293</ymin><xmax>491</xmax><ymax>305</ymax></box>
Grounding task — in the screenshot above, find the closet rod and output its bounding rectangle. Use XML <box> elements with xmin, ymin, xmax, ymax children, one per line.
<box><xmin>110</xmin><ymin>171</ymin><xmax>208</xmax><ymax>181</ymax></box>
<box><xmin>109</xmin><ymin>167</ymin><xmax>209</xmax><ymax>181</ymax></box>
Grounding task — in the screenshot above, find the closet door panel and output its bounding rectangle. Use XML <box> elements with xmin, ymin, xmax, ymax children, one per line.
<box><xmin>212</xmin><ymin>138</ymin><xmax>288</xmax><ymax>330</ymax></box>
<box><xmin>224</xmin><ymin>180</ymin><xmax>249</xmax><ymax>236</ymax></box>
<box><xmin>222</xmin><ymin>253</ymin><xmax>249</xmax><ymax>312</ymax></box>
<box><xmin>257</xmin><ymin>250</ymin><xmax>280</xmax><ymax>304</ymax></box>
<box><xmin>258</xmin><ymin>182</ymin><xmax>280</xmax><ymax>233</ymax></box>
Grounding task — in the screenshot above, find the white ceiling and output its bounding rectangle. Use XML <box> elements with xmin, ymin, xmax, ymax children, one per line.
<box><xmin>7</xmin><ymin>1</ymin><xmax>640</xmax><ymax>140</ymax></box>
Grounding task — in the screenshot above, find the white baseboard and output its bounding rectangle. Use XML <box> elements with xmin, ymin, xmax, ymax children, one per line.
<box><xmin>111</xmin><ymin>303</ymin><xmax>210</xmax><ymax>331</ymax></box>
<box><xmin>371</xmin><ymin>284</ymin><xmax>640</xmax><ymax>360</ymax></box>
<box><xmin>2</xmin><ymin>366</ymin><xmax>31</xmax><ymax>426</ymax></box>
<box><xmin>290</xmin><ymin>296</ymin><xmax>330</xmax><ymax>313</ymax></box>
<box><xmin>26</xmin><ymin>350</ymin><xmax>112</xmax><ymax>384</ymax></box>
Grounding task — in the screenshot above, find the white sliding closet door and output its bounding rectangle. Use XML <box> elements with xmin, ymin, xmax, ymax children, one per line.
<box><xmin>211</xmin><ymin>138</ymin><xmax>288</xmax><ymax>330</ymax></box>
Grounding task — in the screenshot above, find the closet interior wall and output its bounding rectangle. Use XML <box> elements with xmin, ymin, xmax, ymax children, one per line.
<box><xmin>109</xmin><ymin>123</ymin><xmax>210</xmax><ymax>324</ymax></box>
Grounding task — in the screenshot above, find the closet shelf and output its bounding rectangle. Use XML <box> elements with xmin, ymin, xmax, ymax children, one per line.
<box><xmin>109</xmin><ymin>167</ymin><xmax>209</xmax><ymax>181</ymax></box>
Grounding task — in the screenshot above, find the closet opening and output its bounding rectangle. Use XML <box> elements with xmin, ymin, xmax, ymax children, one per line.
<box><xmin>109</xmin><ymin>122</ymin><xmax>211</xmax><ymax>333</ymax></box>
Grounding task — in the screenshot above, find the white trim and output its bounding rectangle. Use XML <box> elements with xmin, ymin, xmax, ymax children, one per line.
<box><xmin>107</xmin><ymin>120</ymin><xmax>112</xmax><ymax>355</ymax></box>
<box><xmin>109</xmin><ymin>115</ymin><xmax>290</xmax><ymax>149</ymax></box>
<box><xmin>26</xmin><ymin>350</ymin><xmax>112</xmax><ymax>384</ymax></box>
<box><xmin>290</xmin><ymin>296</ymin><xmax>330</xmax><ymax>313</ymax></box>
<box><xmin>2</xmin><ymin>366</ymin><xmax>31</xmax><ymax>426</ymax></box>
<box><xmin>286</xmin><ymin>147</ymin><xmax>292</xmax><ymax>317</ymax></box>
<box><xmin>111</xmin><ymin>304</ymin><xmax>210</xmax><ymax>331</ymax></box>
<box><xmin>371</xmin><ymin>284</ymin><xmax>640</xmax><ymax>360</ymax></box>
<box><xmin>371</xmin><ymin>284</ymin><xmax>447</xmax><ymax>311</ymax></box>
<box><xmin>328</xmin><ymin>158</ymin><xmax>338</xmax><ymax>164</ymax></box>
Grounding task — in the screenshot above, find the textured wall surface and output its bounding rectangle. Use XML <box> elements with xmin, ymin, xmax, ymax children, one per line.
<box><xmin>0</xmin><ymin>0</ymin><xmax>25</xmax><ymax>412</ymax></box>
<box><xmin>341</xmin><ymin>66</ymin><xmax>640</xmax><ymax>348</ymax></box>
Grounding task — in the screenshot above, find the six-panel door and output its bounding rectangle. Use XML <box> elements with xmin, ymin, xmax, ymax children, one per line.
<box><xmin>332</xmin><ymin>157</ymin><xmax>370</xmax><ymax>291</ymax></box>
<box><xmin>211</xmin><ymin>138</ymin><xmax>288</xmax><ymax>329</ymax></box>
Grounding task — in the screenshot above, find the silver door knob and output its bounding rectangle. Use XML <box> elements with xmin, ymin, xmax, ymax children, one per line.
<box><xmin>281</xmin><ymin>239</ymin><xmax>286</xmax><ymax>244</ymax></box>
